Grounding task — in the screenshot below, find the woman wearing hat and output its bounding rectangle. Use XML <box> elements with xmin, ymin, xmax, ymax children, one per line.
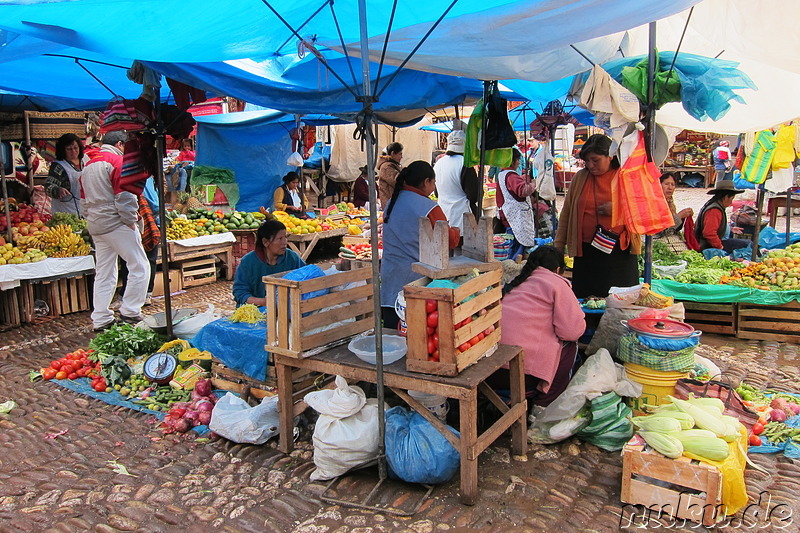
<box><xmin>695</xmin><ymin>180</ymin><xmax>750</xmax><ymax>253</ymax></box>
<box><xmin>554</xmin><ymin>134</ymin><xmax>640</xmax><ymax>298</ymax></box>
<box><xmin>433</xmin><ymin>130</ymin><xmax>480</xmax><ymax>230</ymax></box>
<box><xmin>352</xmin><ymin>165</ymin><xmax>370</xmax><ymax>208</ymax></box>
<box><xmin>273</xmin><ymin>171</ymin><xmax>307</xmax><ymax>217</ymax></box>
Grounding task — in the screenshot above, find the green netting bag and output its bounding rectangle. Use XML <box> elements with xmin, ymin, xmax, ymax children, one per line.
<box><xmin>616</xmin><ymin>333</ymin><xmax>696</xmax><ymax>372</ymax></box>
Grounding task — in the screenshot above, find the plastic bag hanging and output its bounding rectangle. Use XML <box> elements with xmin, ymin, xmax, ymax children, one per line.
<box><xmin>484</xmin><ymin>82</ymin><xmax>517</xmax><ymax>150</ymax></box>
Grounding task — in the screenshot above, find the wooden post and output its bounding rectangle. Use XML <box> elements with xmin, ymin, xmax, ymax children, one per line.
<box><xmin>418</xmin><ymin>217</ymin><xmax>449</xmax><ymax>270</ymax></box>
<box><xmin>459</xmin><ymin>390</ymin><xmax>479</xmax><ymax>505</ymax></box>
<box><xmin>276</xmin><ymin>359</ymin><xmax>294</xmax><ymax>454</ymax></box>
<box><xmin>460</xmin><ymin>214</ymin><xmax>493</xmax><ymax>262</ymax></box>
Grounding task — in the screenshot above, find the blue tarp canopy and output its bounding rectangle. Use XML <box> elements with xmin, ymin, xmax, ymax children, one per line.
<box><xmin>194</xmin><ymin>110</ymin><xmax>346</xmax><ymax>212</ymax></box>
<box><xmin>0</xmin><ymin>0</ymin><xmax>701</xmax><ymax>82</ymax></box>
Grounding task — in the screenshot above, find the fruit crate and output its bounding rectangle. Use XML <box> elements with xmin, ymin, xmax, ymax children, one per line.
<box><xmin>179</xmin><ymin>256</ymin><xmax>217</xmax><ymax>288</ymax></box>
<box><xmin>30</xmin><ymin>272</ymin><xmax>92</xmax><ymax>317</ymax></box>
<box><xmin>231</xmin><ymin>229</ymin><xmax>258</xmax><ymax>275</ymax></box>
<box><xmin>264</xmin><ymin>266</ymin><xmax>375</xmax><ymax>358</ymax></box>
<box><xmin>621</xmin><ymin>439</ymin><xmax>723</xmax><ymax>527</ymax></box>
<box><xmin>679</xmin><ymin>301</ymin><xmax>737</xmax><ymax>336</ymax></box>
<box><xmin>736</xmin><ymin>300</ymin><xmax>800</xmax><ymax>343</ymax></box>
<box><xmin>403</xmin><ymin>266</ymin><xmax>502</xmax><ymax>376</ymax></box>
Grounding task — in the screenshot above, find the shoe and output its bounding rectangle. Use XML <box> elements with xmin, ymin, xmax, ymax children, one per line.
<box><xmin>120</xmin><ymin>314</ymin><xmax>144</xmax><ymax>325</ymax></box>
<box><xmin>93</xmin><ymin>319</ymin><xmax>119</xmax><ymax>332</ymax></box>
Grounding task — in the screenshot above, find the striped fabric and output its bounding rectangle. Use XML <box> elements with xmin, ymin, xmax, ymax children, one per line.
<box><xmin>139</xmin><ymin>196</ymin><xmax>160</xmax><ymax>252</ymax></box>
<box><xmin>742</xmin><ymin>130</ymin><xmax>777</xmax><ymax>184</ymax></box>
<box><xmin>576</xmin><ymin>392</ymin><xmax>634</xmax><ymax>451</ymax></box>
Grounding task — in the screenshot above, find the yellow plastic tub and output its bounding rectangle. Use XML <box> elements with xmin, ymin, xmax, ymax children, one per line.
<box><xmin>624</xmin><ymin>362</ymin><xmax>689</xmax><ymax>416</ymax></box>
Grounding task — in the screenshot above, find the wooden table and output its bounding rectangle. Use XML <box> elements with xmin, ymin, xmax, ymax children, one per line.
<box><xmin>274</xmin><ymin>343</ymin><xmax>527</xmax><ymax>505</ymax></box>
<box><xmin>287</xmin><ymin>227</ymin><xmax>348</xmax><ymax>261</ymax></box>
<box><xmin>157</xmin><ymin>241</ymin><xmax>234</xmax><ymax>281</ymax></box>
<box><xmin>767</xmin><ymin>194</ymin><xmax>800</xmax><ymax>229</ymax></box>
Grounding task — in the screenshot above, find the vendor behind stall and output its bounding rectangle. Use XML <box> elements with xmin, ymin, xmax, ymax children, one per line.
<box><xmin>695</xmin><ymin>180</ymin><xmax>750</xmax><ymax>254</ymax></box>
<box><xmin>380</xmin><ymin>161</ymin><xmax>460</xmax><ymax>329</ymax></box>
<box><xmin>273</xmin><ymin>171</ymin><xmax>307</xmax><ymax>217</ymax></box>
<box><xmin>232</xmin><ymin>219</ymin><xmax>305</xmax><ymax>306</ymax></box>
<box><xmin>491</xmin><ymin>246</ymin><xmax>585</xmax><ymax>406</ymax></box>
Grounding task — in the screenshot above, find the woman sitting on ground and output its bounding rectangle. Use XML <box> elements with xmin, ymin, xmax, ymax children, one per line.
<box><xmin>492</xmin><ymin>246</ymin><xmax>586</xmax><ymax>406</ymax></box>
<box><xmin>653</xmin><ymin>172</ymin><xmax>694</xmax><ymax>253</ymax></box>
<box><xmin>232</xmin><ymin>219</ymin><xmax>305</xmax><ymax>307</ymax></box>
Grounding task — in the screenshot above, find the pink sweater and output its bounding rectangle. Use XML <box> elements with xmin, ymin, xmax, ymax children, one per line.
<box><xmin>500</xmin><ymin>268</ymin><xmax>586</xmax><ymax>392</ymax></box>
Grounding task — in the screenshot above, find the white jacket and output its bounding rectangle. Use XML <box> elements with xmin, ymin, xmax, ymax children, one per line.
<box><xmin>80</xmin><ymin>145</ymin><xmax>138</xmax><ymax>236</ymax></box>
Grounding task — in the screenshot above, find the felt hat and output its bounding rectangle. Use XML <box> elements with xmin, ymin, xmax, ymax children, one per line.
<box><xmin>707</xmin><ymin>180</ymin><xmax>744</xmax><ymax>195</ymax></box>
<box><xmin>446</xmin><ymin>130</ymin><xmax>466</xmax><ymax>153</ymax></box>
<box><xmin>358</xmin><ymin>165</ymin><xmax>368</xmax><ymax>173</ymax></box>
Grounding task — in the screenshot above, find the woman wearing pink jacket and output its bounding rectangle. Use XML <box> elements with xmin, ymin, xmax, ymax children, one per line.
<box><xmin>497</xmin><ymin>246</ymin><xmax>586</xmax><ymax>406</ymax></box>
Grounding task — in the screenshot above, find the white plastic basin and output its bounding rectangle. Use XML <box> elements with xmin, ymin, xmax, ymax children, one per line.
<box><xmin>348</xmin><ymin>334</ymin><xmax>407</xmax><ymax>365</ymax></box>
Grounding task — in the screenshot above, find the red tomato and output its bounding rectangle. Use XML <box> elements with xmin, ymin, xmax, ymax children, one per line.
<box><xmin>427</xmin><ymin>336</ymin><xmax>436</xmax><ymax>355</ymax></box>
<box><xmin>749</xmin><ymin>434</ymin><xmax>762</xmax><ymax>446</ymax></box>
<box><xmin>55</xmin><ymin>371</ymin><xmax>67</xmax><ymax>380</ymax></box>
<box><xmin>50</xmin><ymin>360</ymin><xmax>62</xmax><ymax>370</ymax></box>
<box><xmin>43</xmin><ymin>368</ymin><xmax>57</xmax><ymax>380</ymax></box>
<box><xmin>427</xmin><ymin>326</ymin><xmax>435</xmax><ymax>335</ymax></box>
<box><xmin>431</xmin><ymin>349</ymin><xmax>440</xmax><ymax>362</ymax></box>
<box><xmin>93</xmin><ymin>382</ymin><xmax>106</xmax><ymax>392</ymax></box>
<box><xmin>469</xmin><ymin>336</ymin><xmax>480</xmax><ymax>347</ymax></box>
<box><xmin>425</xmin><ymin>299</ymin><xmax>437</xmax><ymax>314</ymax></box>
<box><xmin>427</xmin><ymin>311</ymin><xmax>438</xmax><ymax>328</ymax></box>
<box><xmin>68</xmin><ymin>352</ymin><xmax>82</xmax><ymax>361</ymax></box>
<box><xmin>476</xmin><ymin>332</ymin><xmax>485</xmax><ymax>342</ymax></box>
<box><xmin>484</xmin><ymin>325</ymin><xmax>495</xmax><ymax>336</ymax></box>
<box><xmin>751</xmin><ymin>423</ymin><xmax>764</xmax><ymax>435</ymax></box>
<box><xmin>61</xmin><ymin>365</ymin><xmax>75</xmax><ymax>375</ymax></box>
<box><xmin>432</xmin><ymin>333</ymin><xmax>439</xmax><ymax>348</ymax></box>
<box><xmin>462</xmin><ymin>316</ymin><xmax>472</xmax><ymax>326</ymax></box>
<box><xmin>459</xmin><ymin>342</ymin><xmax>471</xmax><ymax>352</ymax></box>
<box><xmin>76</xmin><ymin>368</ymin><xmax>86</xmax><ymax>378</ymax></box>
<box><xmin>67</xmin><ymin>372</ymin><xmax>78</xmax><ymax>380</ymax></box>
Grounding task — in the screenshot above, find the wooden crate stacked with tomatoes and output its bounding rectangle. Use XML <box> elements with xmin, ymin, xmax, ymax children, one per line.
<box><xmin>404</xmin><ymin>266</ymin><xmax>502</xmax><ymax>377</ymax></box>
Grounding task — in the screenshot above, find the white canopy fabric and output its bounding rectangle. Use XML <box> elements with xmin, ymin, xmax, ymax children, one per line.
<box><xmin>622</xmin><ymin>0</ymin><xmax>800</xmax><ymax>133</ymax></box>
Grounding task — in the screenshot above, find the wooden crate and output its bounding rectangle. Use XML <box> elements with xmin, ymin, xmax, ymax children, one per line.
<box><xmin>264</xmin><ymin>266</ymin><xmax>375</xmax><ymax>358</ymax></box>
<box><xmin>404</xmin><ymin>267</ymin><xmax>502</xmax><ymax>376</ymax></box>
<box><xmin>31</xmin><ymin>273</ymin><xmax>92</xmax><ymax>317</ymax></box>
<box><xmin>231</xmin><ymin>229</ymin><xmax>258</xmax><ymax>275</ymax></box>
<box><xmin>0</xmin><ymin>282</ymin><xmax>34</xmax><ymax>329</ymax></box>
<box><xmin>680</xmin><ymin>301</ymin><xmax>737</xmax><ymax>336</ymax></box>
<box><xmin>180</xmin><ymin>256</ymin><xmax>217</xmax><ymax>288</ymax></box>
<box><xmin>621</xmin><ymin>442</ymin><xmax>723</xmax><ymax>527</ymax></box>
<box><xmin>164</xmin><ymin>240</ymin><xmax>233</xmax><ymax>280</ymax></box>
<box><xmin>737</xmin><ymin>300</ymin><xmax>800</xmax><ymax>343</ymax></box>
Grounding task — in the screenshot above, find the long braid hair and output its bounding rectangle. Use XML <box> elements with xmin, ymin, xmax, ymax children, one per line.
<box><xmin>502</xmin><ymin>246</ymin><xmax>565</xmax><ymax>296</ymax></box>
<box><xmin>383</xmin><ymin>160</ymin><xmax>435</xmax><ymax>223</ymax></box>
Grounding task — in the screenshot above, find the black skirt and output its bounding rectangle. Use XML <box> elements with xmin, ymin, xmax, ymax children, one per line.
<box><xmin>571</xmin><ymin>241</ymin><xmax>639</xmax><ymax>299</ymax></box>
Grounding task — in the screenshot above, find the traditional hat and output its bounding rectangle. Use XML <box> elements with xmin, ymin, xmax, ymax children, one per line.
<box><xmin>358</xmin><ymin>165</ymin><xmax>368</xmax><ymax>173</ymax></box>
<box><xmin>707</xmin><ymin>180</ymin><xmax>744</xmax><ymax>195</ymax></box>
<box><xmin>446</xmin><ymin>130</ymin><xmax>466</xmax><ymax>153</ymax></box>
<box><xmin>719</xmin><ymin>140</ymin><xmax>730</xmax><ymax>147</ymax></box>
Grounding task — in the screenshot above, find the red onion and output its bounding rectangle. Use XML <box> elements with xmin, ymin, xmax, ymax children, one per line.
<box><xmin>770</xmin><ymin>408</ymin><xmax>787</xmax><ymax>422</ymax></box>
<box><xmin>196</xmin><ymin>400</ymin><xmax>214</xmax><ymax>413</ymax></box>
<box><xmin>194</xmin><ymin>378</ymin><xmax>213</xmax><ymax>397</ymax></box>
<box><xmin>197</xmin><ymin>411</ymin><xmax>212</xmax><ymax>426</ymax></box>
<box><xmin>173</xmin><ymin>419</ymin><xmax>192</xmax><ymax>433</ymax></box>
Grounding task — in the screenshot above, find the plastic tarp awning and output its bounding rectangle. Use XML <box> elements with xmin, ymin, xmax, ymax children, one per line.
<box><xmin>0</xmin><ymin>0</ymin><xmax>700</xmax><ymax>82</ymax></box>
<box><xmin>194</xmin><ymin>110</ymin><xmax>346</xmax><ymax>213</ymax></box>
<box><xmin>652</xmin><ymin>279</ymin><xmax>800</xmax><ymax>305</ymax></box>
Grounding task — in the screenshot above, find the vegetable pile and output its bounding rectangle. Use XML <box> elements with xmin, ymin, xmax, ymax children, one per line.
<box><xmin>161</xmin><ymin>378</ymin><xmax>217</xmax><ymax>433</ymax></box>
<box><xmin>39</xmin><ymin>349</ymin><xmax>109</xmax><ymax>392</ymax></box>
<box><xmin>722</xmin><ymin>244</ymin><xmax>800</xmax><ymax>291</ymax></box>
<box><xmin>230</xmin><ymin>304</ymin><xmax>265</xmax><ymax>323</ymax></box>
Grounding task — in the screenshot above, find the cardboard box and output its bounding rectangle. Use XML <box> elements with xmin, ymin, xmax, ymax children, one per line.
<box><xmin>152</xmin><ymin>269</ymin><xmax>182</xmax><ymax>297</ymax></box>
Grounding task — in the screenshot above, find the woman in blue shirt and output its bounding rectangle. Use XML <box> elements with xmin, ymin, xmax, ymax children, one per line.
<box><xmin>233</xmin><ymin>219</ymin><xmax>305</xmax><ymax>306</ymax></box>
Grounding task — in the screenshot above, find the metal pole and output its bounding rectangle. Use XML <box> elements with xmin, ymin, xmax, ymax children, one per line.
<box><xmin>0</xmin><ymin>133</ymin><xmax>13</xmax><ymax>244</ymax></box>
<box><xmin>752</xmin><ymin>184</ymin><xmax>766</xmax><ymax>261</ymax></box>
<box><xmin>23</xmin><ymin>111</ymin><xmax>34</xmax><ymax>189</ymax></box>
<box><xmin>153</xmin><ymin>88</ymin><xmax>174</xmax><ymax>339</ymax></box>
<box><xmin>643</xmin><ymin>21</ymin><xmax>657</xmax><ymax>285</ymax></box>
<box><xmin>786</xmin><ymin>187</ymin><xmax>792</xmax><ymax>246</ymax></box>
<box><xmin>478</xmin><ymin>81</ymin><xmax>489</xmax><ymax>210</ymax></box>
<box><xmin>357</xmin><ymin>0</ymin><xmax>386</xmax><ymax>481</ymax></box>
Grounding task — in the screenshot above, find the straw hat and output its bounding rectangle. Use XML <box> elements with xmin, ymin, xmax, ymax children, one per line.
<box><xmin>707</xmin><ymin>180</ymin><xmax>744</xmax><ymax>195</ymax></box>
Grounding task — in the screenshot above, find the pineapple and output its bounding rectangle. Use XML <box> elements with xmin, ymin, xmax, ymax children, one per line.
<box><xmin>174</xmin><ymin>192</ymin><xmax>190</xmax><ymax>214</ymax></box>
<box><xmin>185</xmin><ymin>186</ymin><xmax>204</xmax><ymax>211</ymax></box>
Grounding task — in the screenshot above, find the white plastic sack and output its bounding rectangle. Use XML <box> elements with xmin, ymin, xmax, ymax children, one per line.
<box><xmin>538</xmin><ymin>349</ymin><xmax>641</xmax><ymax>425</ymax></box>
<box><xmin>208</xmin><ymin>393</ymin><xmax>280</xmax><ymax>445</ymax></box>
<box><xmin>174</xmin><ymin>304</ymin><xmax>219</xmax><ymax>341</ymax></box>
<box><xmin>287</xmin><ymin>151</ymin><xmax>304</xmax><ymax>167</ymax></box>
<box><xmin>305</xmin><ymin>376</ymin><xmax>382</xmax><ymax>481</ymax></box>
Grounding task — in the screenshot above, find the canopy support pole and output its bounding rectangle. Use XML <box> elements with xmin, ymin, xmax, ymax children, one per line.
<box><xmin>0</xmin><ymin>132</ymin><xmax>13</xmax><ymax>244</ymax></box>
<box><xmin>357</xmin><ymin>0</ymin><xmax>386</xmax><ymax>483</ymax></box>
<box><xmin>478</xmin><ymin>81</ymin><xmax>489</xmax><ymax>212</ymax></box>
<box><xmin>153</xmin><ymin>87</ymin><xmax>174</xmax><ymax>339</ymax></box>
<box><xmin>643</xmin><ymin>21</ymin><xmax>657</xmax><ymax>285</ymax></box>
<box><xmin>752</xmin><ymin>184</ymin><xmax>766</xmax><ymax>262</ymax></box>
<box><xmin>786</xmin><ymin>187</ymin><xmax>793</xmax><ymax>246</ymax></box>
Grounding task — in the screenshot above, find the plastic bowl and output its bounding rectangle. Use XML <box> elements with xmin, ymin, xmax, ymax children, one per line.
<box><xmin>348</xmin><ymin>334</ymin><xmax>407</xmax><ymax>365</ymax></box>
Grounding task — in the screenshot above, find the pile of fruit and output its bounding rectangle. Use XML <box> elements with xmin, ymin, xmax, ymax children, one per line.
<box><xmin>722</xmin><ymin>244</ymin><xmax>800</xmax><ymax>291</ymax></box>
<box><xmin>0</xmin><ymin>242</ymin><xmax>46</xmax><ymax>265</ymax></box>
<box><xmin>39</xmin><ymin>349</ymin><xmax>109</xmax><ymax>391</ymax></box>
<box><xmin>339</xmin><ymin>242</ymin><xmax>373</xmax><ymax>260</ymax></box>
<box><xmin>0</xmin><ymin>201</ymin><xmax>50</xmax><ymax>234</ymax></box>
<box><xmin>165</xmin><ymin>208</ymin><xmax>265</xmax><ymax>239</ymax></box>
<box><xmin>20</xmin><ymin>224</ymin><xmax>91</xmax><ymax>258</ymax></box>
<box><xmin>333</xmin><ymin>202</ymin><xmax>369</xmax><ymax>217</ymax></box>
<box><xmin>273</xmin><ymin>211</ymin><xmax>331</xmax><ymax>234</ymax></box>
<box><xmin>422</xmin><ymin>299</ymin><xmax>496</xmax><ymax>362</ymax></box>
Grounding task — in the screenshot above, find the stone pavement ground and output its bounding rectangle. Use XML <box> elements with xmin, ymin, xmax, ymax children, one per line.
<box><xmin>1</xmin><ymin>281</ymin><xmax>800</xmax><ymax>533</ymax></box>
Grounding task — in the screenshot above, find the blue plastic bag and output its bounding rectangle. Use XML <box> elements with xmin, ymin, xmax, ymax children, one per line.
<box><xmin>283</xmin><ymin>264</ymin><xmax>329</xmax><ymax>300</ymax></box>
<box><xmin>759</xmin><ymin>225</ymin><xmax>800</xmax><ymax>250</ymax></box>
<box><xmin>637</xmin><ymin>333</ymin><xmax>700</xmax><ymax>351</ymax></box>
<box><xmin>384</xmin><ymin>406</ymin><xmax>460</xmax><ymax>484</ymax></box>
<box><xmin>192</xmin><ymin>315</ymin><xmax>269</xmax><ymax>380</ymax></box>
<box><xmin>702</xmin><ymin>248</ymin><xmax>728</xmax><ymax>260</ymax></box>
<box><xmin>731</xmin><ymin>244</ymin><xmax>753</xmax><ymax>261</ymax></box>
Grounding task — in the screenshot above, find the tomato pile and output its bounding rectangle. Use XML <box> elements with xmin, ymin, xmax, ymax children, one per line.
<box><xmin>423</xmin><ymin>299</ymin><xmax>497</xmax><ymax>362</ymax></box>
<box><xmin>41</xmin><ymin>349</ymin><xmax>111</xmax><ymax>392</ymax></box>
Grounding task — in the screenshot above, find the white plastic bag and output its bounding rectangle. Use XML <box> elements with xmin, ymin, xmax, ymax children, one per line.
<box><xmin>287</xmin><ymin>151</ymin><xmax>304</xmax><ymax>167</ymax></box>
<box><xmin>538</xmin><ymin>349</ymin><xmax>641</xmax><ymax>424</ymax></box>
<box><xmin>305</xmin><ymin>376</ymin><xmax>382</xmax><ymax>481</ymax></box>
<box><xmin>174</xmin><ymin>304</ymin><xmax>219</xmax><ymax>341</ymax></box>
<box><xmin>208</xmin><ymin>393</ymin><xmax>280</xmax><ymax>445</ymax></box>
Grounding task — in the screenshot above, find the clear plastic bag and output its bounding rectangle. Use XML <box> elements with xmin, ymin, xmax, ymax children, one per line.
<box><xmin>208</xmin><ymin>393</ymin><xmax>280</xmax><ymax>445</ymax></box>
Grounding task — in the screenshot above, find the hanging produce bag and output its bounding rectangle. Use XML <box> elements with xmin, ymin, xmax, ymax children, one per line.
<box><xmin>484</xmin><ymin>82</ymin><xmax>517</xmax><ymax>150</ymax></box>
<box><xmin>611</xmin><ymin>131</ymin><xmax>674</xmax><ymax>235</ymax></box>
<box><xmin>464</xmin><ymin>98</ymin><xmax>512</xmax><ymax>168</ymax></box>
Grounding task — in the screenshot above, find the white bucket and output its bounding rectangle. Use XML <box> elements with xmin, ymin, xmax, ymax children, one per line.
<box><xmin>408</xmin><ymin>390</ymin><xmax>449</xmax><ymax>423</ymax></box>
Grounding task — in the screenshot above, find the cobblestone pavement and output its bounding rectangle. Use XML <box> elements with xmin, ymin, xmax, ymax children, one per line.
<box><xmin>1</xmin><ymin>281</ymin><xmax>799</xmax><ymax>532</ymax></box>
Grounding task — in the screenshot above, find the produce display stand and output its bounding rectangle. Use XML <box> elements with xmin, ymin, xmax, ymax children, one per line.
<box><xmin>231</xmin><ymin>229</ymin><xmax>258</xmax><ymax>274</ymax></box>
<box><xmin>0</xmin><ymin>282</ymin><xmax>33</xmax><ymax>328</ymax></box>
<box><xmin>621</xmin><ymin>441</ymin><xmax>722</xmax><ymax>527</ymax></box>
<box><xmin>157</xmin><ymin>235</ymin><xmax>235</xmax><ymax>288</ymax></box>
<box><xmin>736</xmin><ymin>300</ymin><xmax>800</xmax><ymax>343</ymax></box>
<box><xmin>274</xmin><ymin>342</ymin><xmax>527</xmax><ymax>505</ymax></box>
<box><xmin>29</xmin><ymin>270</ymin><xmax>93</xmax><ymax>317</ymax></box>
<box><xmin>679</xmin><ymin>301</ymin><xmax>737</xmax><ymax>336</ymax></box>
<box><xmin>287</xmin><ymin>227</ymin><xmax>348</xmax><ymax>261</ymax></box>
